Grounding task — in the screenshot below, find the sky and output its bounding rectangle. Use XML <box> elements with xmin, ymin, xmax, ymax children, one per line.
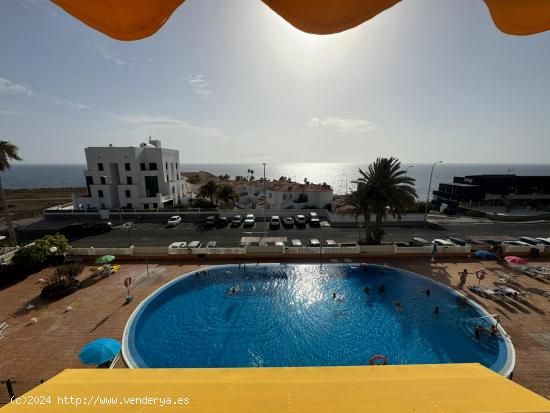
<box><xmin>0</xmin><ymin>0</ymin><xmax>550</xmax><ymax>165</ymax></box>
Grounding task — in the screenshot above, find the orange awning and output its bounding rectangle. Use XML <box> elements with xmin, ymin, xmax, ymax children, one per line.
<box><xmin>50</xmin><ymin>0</ymin><xmax>550</xmax><ymax>40</ymax></box>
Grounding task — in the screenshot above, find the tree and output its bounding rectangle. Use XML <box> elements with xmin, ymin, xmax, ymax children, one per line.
<box><xmin>348</xmin><ymin>157</ymin><xmax>417</xmax><ymax>244</ymax></box>
<box><xmin>0</xmin><ymin>140</ymin><xmax>22</xmax><ymax>245</ymax></box>
<box><xmin>216</xmin><ymin>184</ymin><xmax>238</xmax><ymax>208</ymax></box>
<box><xmin>198</xmin><ymin>180</ymin><xmax>218</xmax><ymax>203</ymax></box>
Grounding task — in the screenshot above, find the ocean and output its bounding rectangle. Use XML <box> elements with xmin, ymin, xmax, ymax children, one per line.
<box><xmin>2</xmin><ymin>163</ymin><xmax>550</xmax><ymax>200</ymax></box>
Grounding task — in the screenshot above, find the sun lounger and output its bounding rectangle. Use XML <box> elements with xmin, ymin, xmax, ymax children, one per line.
<box><xmin>468</xmin><ymin>286</ymin><xmax>524</xmax><ymax>301</ymax></box>
<box><xmin>0</xmin><ymin>322</ymin><xmax>7</xmax><ymax>340</ymax></box>
<box><xmin>520</xmin><ymin>266</ymin><xmax>549</xmax><ymax>280</ymax></box>
<box><xmin>495</xmin><ymin>271</ymin><xmax>519</xmax><ymax>283</ymax></box>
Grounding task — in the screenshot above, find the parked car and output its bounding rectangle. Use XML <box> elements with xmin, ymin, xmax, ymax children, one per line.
<box><xmin>188</xmin><ymin>241</ymin><xmax>203</xmax><ymax>248</ymax></box>
<box><xmin>217</xmin><ymin>217</ymin><xmax>229</xmax><ymax>227</ymax></box>
<box><xmin>203</xmin><ymin>216</ymin><xmax>217</xmax><ymax>228</ymax></box>
<box><xmin>230</xmin><ymin>215</ymin><xmax>243</xmax><ymax>227</ymax></box>
<box><xmin>291</xmin><ymin>239</ymin><xmax>303</xmax><ymax>247</ymax></box>
<box><xmin>449</xmin><ymin>237</ymin><xmax>468</xmax><ymax>246</ymax></box>
<box><xmin>243</xmin><ymin>214</ymin><xmax>255</xmax><ymax>227</ymax></box>
<box><xmin>393</xmin><ymin>242</ymin><xmax>409</xmax><ymax>247</ymax></box>
<box><xmin>518</xmin><ymin>236</ymin><xmax>544</xmax><ymax>246</ymax></box>
<box><xmin>323</xmin><ymin>239</ymin><xmax>338</xmax><ymax>247</ymax></box>
<box><xmin>270</xmin><ymin>216</ymin><xmax>281</xmax><ymax>229</ymax></box>
<box><xmin>283</xmin><ymin>216</ymin><xmax>295</xmax><ymax>228</ymax></box>
<box><xmin>308</xmin><ymin>212</ymin><xmax>320</xmax><ymax>227</ymax></box>
<box><xmin>502</xmin><ymin>240</ymin><xmax>530</xmax><ymax>246</ymax></box>
<box><xmin>467</xmin><ymin>238</ymin><xmax>491</xmax><ymax>251</ymax></box>
<box><xmin>169</xmin><ymin>241</ymin><xmax>187</xmax><ymax>249</ymax></box>
<box><xmin>166</xmin><ymin>216</ymin><xmax>182</xmax><ymax>227</ymax></box>
<box><xmin>535</xmin><ymin>237</ymin><xmax>550</xmax><ymax>246</ymax></box>
<box><xmin>295</xmin><ymin>215</ymin><xmax>307</xmax><ymax>227</ymax></box>
<box><xmin>206</xmin><ymin>241</ymin><xmax>218</xmax><ymax>248</ymax></box>
<box><xmin>309</xmin><ymin>217</ymin><xmax>320</xmax><ymax>227</ymax></box>
<box><xmin>274</xmin><ymin>241</ymin><xmax>285</xmax><ymax>247</ymax></box>
<box><xmin>432</xmin><ymin>239</ymin><xmax>457</xmax><ymax>247</ymax></box>
<box><xmin>309</xmin><ymin>238</ymin><xmax>321</xmax><ymax>247</ymax></box>
<box><xmin>409</xmin><ymin>237</ymin><xmax>431</xmax><ymax>247</ymax></box>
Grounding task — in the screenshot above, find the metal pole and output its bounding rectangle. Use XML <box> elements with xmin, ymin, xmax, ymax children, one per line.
<box><xmin>424</xmin><ymin>161</ymin><xmax>442</xmax><ymax>222</ymax></box>
<box><xmin>264</xmin><ymin>162</ymin><xmax>267</xmax><ymax>238</ymax></box>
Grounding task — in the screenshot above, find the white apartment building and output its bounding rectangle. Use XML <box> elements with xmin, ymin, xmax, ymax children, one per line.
<box><xmin>232</xmin><ymin>179</ymin><xmax>333</xmax><ymax>209</ymax></box>
<box><xmin>73</xmin><ymin>139</ymin><xmax>191</xmax><ymax>210</ymax></box>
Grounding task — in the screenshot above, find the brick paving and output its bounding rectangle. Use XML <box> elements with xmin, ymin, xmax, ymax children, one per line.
<box><xmin>0</xmin><ymin>257</ymin><xmax>549</xmax><ymax>402</ymax></box>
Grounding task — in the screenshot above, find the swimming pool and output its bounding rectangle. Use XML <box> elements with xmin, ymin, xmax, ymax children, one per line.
<box><xmin>122</xmin><ymin>264</ymin><xmax>514</xmax><ymax>375</ymax></box>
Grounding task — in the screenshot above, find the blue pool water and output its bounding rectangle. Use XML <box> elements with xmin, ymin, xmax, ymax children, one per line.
<box><xmin>123</xmin><ymin>264</ymin><xmax>513</xmax><ymax>374</ymax></box>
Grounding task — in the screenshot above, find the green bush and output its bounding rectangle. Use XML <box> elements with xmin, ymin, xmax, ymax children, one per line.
<box><xmin>190</xmin><ymin>198</ymin><xmax>217</xmax><ymax>209</ymax></box>
<box><xmin>12</xmin><ymin>234</ymin><xmax>69</xmax><ymax>273</ymax></box>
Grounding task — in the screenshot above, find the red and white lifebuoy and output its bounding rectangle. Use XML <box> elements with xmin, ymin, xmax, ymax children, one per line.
<box><xmin>476</xmin><ymin>270</ymin><xmax>486</xmax><ymax>281</ymax></box>
<box><xmin>369</xmin><ymin>354</ymin><xmax>388</xmax><ymax>365</ymax></box>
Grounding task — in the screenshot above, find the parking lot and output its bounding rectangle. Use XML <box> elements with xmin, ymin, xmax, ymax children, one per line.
<box><xmin>58</xmin><ymin>217</ymin><xmax>550</xmax><ymax>248</ymax></box>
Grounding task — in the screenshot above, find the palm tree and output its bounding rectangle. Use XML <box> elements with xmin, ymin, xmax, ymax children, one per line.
<box><xmin>348</xmin><ymin>157</ymin><xmax>416</xmax><ymax>244</ymax></box>
<box><xmin>198</xmin><ymin>180</ymin><xmax>219</xmax><ymax>203</ymax></box>
<box><xmin>216</xmin><ymin>184</ymin><xmax>238</xmax><ymax>208</ymax></box>
<box><xmin>0</xmin><ymin>140</ymin><xmax>22</xmax><ymax>246</ymax></box>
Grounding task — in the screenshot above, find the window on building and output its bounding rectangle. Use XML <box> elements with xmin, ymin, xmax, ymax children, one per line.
<box><xmin>100</xmin><ymin>176</ymin><xmax>106</xmax><ymax>185</ymax></box>
<box><xmin>98</xmin><ymin>190</ymin><xmax>104</xmax><ymax>198</ymax></box>
<box><xmin>125</xmin><ymin>190</ymin><xmax>131</xmax><ymax>198</ymax></box>
<box><xmin>140</xmin><ymin>163</ymin><xmax>146</xmax><ymax>171</ymax></box>
<box><xmin>145</xmin><ymin>176</ymin><xmax>159</xmax><ymax>197</ymax></box>
<box><xmin>127</xmin><ymin>203</ymin><xmax>132</xmax><ymax>209</ymax></box>
<box><xmin>149</xmin><ymin>163</ymin><xmax>157</xmax><ymax>170</ymax></box>
<box><xmin>165</xmin><ymin>162</ymin><xmax>168</xmax><ymax>170</ymax></box>
<box><xmin>125</xmin><ymin>163</ymin><xmax>131</xmax><ymax>171</ymax></box>
<box><xmin>100</xmin><ymin>203</ymin><xmax>106</xmax><ymax>209</ymax></box>
<box><xmin>144</xmin><ymin>203</ymin><xmax>149</xmax><ymax>209</ymax></box>
<box><xmin>97</xmin><ymin>162</ymin><xmax>104</xmax><ymax>171</ymax></box>
<box><xmin>269</xmin><ymin>192</ymin><xmax>272</xmax><ymax>199</ymax></box>
<box><xmin>172</xmin><ymin>187</ymin><xmax>175</xmax><ymax>194</ymax></box>
<box><xmin>167</xmin><ymin>175</ymin><xmax>170</xmax><ymax>182</ymax></box>
<box><xmin>126</xmin><ymin>176</ymin><xmax>133</xmax><ymax>185</ymax></box>
<box><xmin>283</xmin><ymin>194</ymin><xmax>287</xmax><ymax>200</ymax></box>
<box><xmin>85</xmin><ymin>176</ymin><xmax>93</xmax><ymax>196</ymax></box>
<box><xmin>152</xmin><ymin>203</ymin><xmax>158</xmax><ymax>208</ymax></box>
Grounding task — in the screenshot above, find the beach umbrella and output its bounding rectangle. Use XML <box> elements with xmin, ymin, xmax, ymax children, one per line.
<box><xmin>95</xmin><ymin>255</ymin><xmax>115</xmax><ymax>264</ymax></box>
<box><xmin>49</xmin><ymin>0</ymin><xmax>550</xmax><ymax>40</ymax></box>
<box><xmin>79</xmin><ymin>338</ymin><xmax>121</xmax><ymax>365</ymax></box>
<box><xmin>474</xmin><ymin>250</ymin><xmax>497</xmax><ymax>260</ymax></box>
<box><xmin>504</xmin><ymin>256</ymin><xmax>528</xmax><ymax>266</ymax></box>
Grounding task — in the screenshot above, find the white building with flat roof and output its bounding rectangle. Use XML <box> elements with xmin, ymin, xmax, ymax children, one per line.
<box><xmin>73</xmin><ymin>139</ymin><xmax>191</xmax><ymax>210</ymax></box>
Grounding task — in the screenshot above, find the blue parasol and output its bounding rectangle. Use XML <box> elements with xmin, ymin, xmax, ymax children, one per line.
<box><xmin>473</xmin><ymin>250</ymin><xmax>497</xmax><ymax>260</ymax></box>
<box><xmin>79</xmin><ymin>338</ymin><xmax>121</xmax><ymax>365</ymax></box>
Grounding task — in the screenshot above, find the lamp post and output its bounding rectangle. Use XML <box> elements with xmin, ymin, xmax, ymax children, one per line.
<box><xmin>424</xmin><ymin>161</ymin><xmax>442</xmax><ymax>222</ymax></box>
<box><xmin>263</xmin><ymin>163</ymin><xmax>267</xmax><ymax>240</ymax></box>
<box><xmin>49</xmin><ymin>246</ymin><xmax>60</xmax><ymax>278</ymax></box>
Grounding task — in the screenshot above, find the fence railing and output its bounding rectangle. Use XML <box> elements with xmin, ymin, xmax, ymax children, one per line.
<box><xmin>66</xmin><ymin>244</ymin><xmax>478</xmax><ymax>258</ymax></box>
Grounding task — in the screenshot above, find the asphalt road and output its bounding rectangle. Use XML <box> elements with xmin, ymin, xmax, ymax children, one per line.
<box><xmin>31</xmin><ymin>219</ymin><xmax>550</xmax><ymax>248</ymax></box>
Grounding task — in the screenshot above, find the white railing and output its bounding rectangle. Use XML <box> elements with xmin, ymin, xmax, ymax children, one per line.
<box><xmin>245</xmin><ymin>245</ymin><xmax>285</xmax><ymax>255</ymax></box>
<box><xmin>65</xmin><ymin>244</ymin><xmax>475</xmax><ymax>258</ymax></box>
<box><xmin>502</xmin><ymin>245</ymin><xmax>533</xmax><ymax>254</ymax></box>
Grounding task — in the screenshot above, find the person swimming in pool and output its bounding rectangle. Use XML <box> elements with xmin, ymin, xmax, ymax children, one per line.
<box><xmin>363</xmin><ymin>286</ymin><xmax>370</xmax><ymax>295</ymax></box>
<box><xmin>332</xmin><ymin>292</ymin><xmax>345</xmax><ymax>302</ymax></box>
<box><xmin>395</xmin><ymin>300</ymin><xmax>402</xmax><ymax>312</ymax></box>
<box><xmin>228</xmin><ymin>286</ymin><xmax>240</xmax><ymax>295</ymax></box>
<box><xmin>425</xmin><ymin>288</ymin><xmax>431</xmax><ymax>297</ymax></box>
<box><xmin>378</xmin><ymin>284</ymin><xmax>386</xmax><ymax>294</ymax></box>
<box><xmin>474</xmin><ymin>324</ymin><xmax>485</xmax><ymax>340</ymax></box>
<box><xmin>434</xmin><ymin>306</ymin><xmax>440</xmax><ymax>316</ymax></box>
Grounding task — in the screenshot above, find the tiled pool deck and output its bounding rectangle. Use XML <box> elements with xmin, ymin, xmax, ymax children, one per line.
<box><xmin>0</xmin><ymin>258</ymin><xmax>549</xmax><ymax>402</ymax></box>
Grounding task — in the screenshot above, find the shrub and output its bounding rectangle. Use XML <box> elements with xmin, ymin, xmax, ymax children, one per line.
<box><xmin>12</xmin><ymin>234</ymin><xmax>69</xmax><ymax>273</ymax></box>
<box><xmin>190</xmin><ymin>198</ymin><xmax>217</xmax><ymax>209</ymax></box>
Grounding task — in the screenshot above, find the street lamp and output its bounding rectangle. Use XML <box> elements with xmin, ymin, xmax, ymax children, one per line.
<box><xmin>49</xmin><ymin>246</ymin><xmax>60</xmax><ymax>277</ymax></box>
<box><xmin>263</xmin><ymin>163</ymin><xmax>267</xmax><ymax>240</ymax></box>
<box><xmin>424</xmin><ymin>161</ymin><xmax>442</xmax><ymax>222</ymax></box>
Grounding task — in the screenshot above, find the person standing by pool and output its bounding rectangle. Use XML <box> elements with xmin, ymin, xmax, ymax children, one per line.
<box><xmin>431</xmin><ymin>243</ymin><xmax>438</xmax><ymax>263</ymax></box>
<box><xmin>458</xmin><ymin>269</ymin><xmax>470</xmax><ymax>289</ymax></box>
